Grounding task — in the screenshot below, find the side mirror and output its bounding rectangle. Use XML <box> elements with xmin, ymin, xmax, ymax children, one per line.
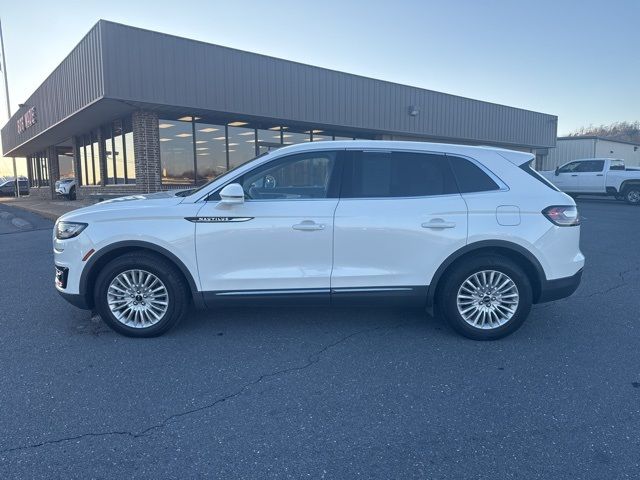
<box><xmin>554</xmin><ymin>167</ymin><xmax>560</xmax><ymax>176</ymax></box>
<box><xmin>219</xmin><ymin>183</ymin><xmax>245</xmax><ymax>205</ymax></box>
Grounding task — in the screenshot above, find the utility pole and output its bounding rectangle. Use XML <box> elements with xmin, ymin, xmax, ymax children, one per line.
<box><xmin>0</xmin><ymin>18</ymin><xmax>19</xmax><ymax>198</ymax></box>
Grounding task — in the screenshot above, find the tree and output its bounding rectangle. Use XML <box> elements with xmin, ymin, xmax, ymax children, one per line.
<box><xmin>567</xmin><ymin>121</ymin><xmax>640</xmax><ymax>143</ymax></box>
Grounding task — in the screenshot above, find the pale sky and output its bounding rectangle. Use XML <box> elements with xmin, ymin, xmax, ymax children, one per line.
<box><xmin>2</xmin><ymin>0</ymin><xmax>639</xmax><ymax>175</ymax></box>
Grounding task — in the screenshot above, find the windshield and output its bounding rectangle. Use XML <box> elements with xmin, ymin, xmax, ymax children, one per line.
<box><xmin>184</xmin><ymin>151</ymin><xmax>271</xmax><ymax>197</ymax></box>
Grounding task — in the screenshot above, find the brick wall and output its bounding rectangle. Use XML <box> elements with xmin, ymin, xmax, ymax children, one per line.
<box><xmin>132</xmin><ymin>110</ymin><xmax>161</xmax><ymax>194</ymax></box>
<box><xmin>74</xmin><ymin>110</ymin><xmax>162</xmax><ymax>200</ymax></box>
<box><xmin>47</xmin><ymin>146</ymin><xmax>60</xmax><ymax>196</ymax></box>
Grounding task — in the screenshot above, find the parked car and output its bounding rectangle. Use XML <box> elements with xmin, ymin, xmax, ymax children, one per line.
<box><xmin>55</xmin><ymin>178</ymin><xmax>77</xmax><ymax>200</ymax></box>
<box><xmin>540</xmin><ymin>158</ymin><xmax>640</xmax><ymax>204</ymax></box>
<box><xmin>53</xmin><ymin>141</ymin><xmax>584</xmax><ymax>340</ymax></box>
<box><xmin>0</xmin><ymin>176</ymin><xmax>29</xmax><ymax>196</ymax></box>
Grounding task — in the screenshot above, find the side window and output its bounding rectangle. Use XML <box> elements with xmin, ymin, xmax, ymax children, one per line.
<box><xmin>239</xmin><ymin>151</ymin><xmax>337</xmax><ymax>200</ymax></box>
<box><xmin>448</xmin><ymin>155</ymin><xmax>500</xmax><ymax>193</ymax></box>
<box><xmin>557</xmin><ymin>162</ymin><xmax>580</xmax><ymax>174</ymax></box>
<box><xmin>609</xmin><ymin>160</ymin><xmax>625</xmax><ymax>171</ymax></box>
<box><xmin>341</xmin><ymin>151</ymin><xmax>457</xmax><ymax>198</ymax></box>
<box><xmin>577</xmin><ymin>160</ymin><xmax>605</xmax><ymax>173</ymax></box>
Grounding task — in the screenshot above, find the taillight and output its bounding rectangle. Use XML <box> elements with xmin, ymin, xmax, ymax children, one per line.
<box><xmin>542</xmin><ymin>205</ymin><xmax>580</xmax><ymax>226</ymax></box>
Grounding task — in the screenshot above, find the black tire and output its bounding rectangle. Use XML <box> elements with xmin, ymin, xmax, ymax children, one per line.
<box><xmin>68</xmin><ymin>186</ymin><xmax>76</xmax><ymax>201</ymax></box>
<box><xmin>623</xmin><ymin>185</ymin><xmax>640</xmax><ymax>205</ymax></box>
<box><xmin>438</xmin><ymin>255</ymin><xmax>533</xmax><ymax>340</ymax></box>
<box><xmin>93</xmin><ymin>252</ymin><xmax>190</xmax><ymax>337</ymax></box>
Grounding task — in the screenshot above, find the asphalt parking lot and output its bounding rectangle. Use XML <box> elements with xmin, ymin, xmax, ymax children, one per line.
<box><xmin>0</xmin><ymin>198</ymin><xmax>639</xmax><ymax>479</ymax></box>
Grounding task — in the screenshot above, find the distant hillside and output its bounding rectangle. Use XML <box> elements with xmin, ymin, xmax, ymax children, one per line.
<box><xmin>567</xmin><ymin>121</ymin><xmax>640</xmax><ymax>143</ymax></box>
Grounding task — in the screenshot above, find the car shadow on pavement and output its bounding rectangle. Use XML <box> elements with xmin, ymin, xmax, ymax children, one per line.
<box><xmin>177</xmin><ymin>305</ymin><xmax>456</xmax><ymax>340</ymax></box>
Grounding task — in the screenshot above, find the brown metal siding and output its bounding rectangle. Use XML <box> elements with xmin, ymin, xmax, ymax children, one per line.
<box><xmin>100</xmin><ymin>22</ymin><xmax>555</xmax><ymax>148</ymax></box>
<box><xmin>1</xmin><ymin>24</ymin><xmax>104</xmax><ymax>154</ymax></box>
<box><xmin>2</xmin><ymin>20</ymin><xmax>556</xmax><ymax>155</ymax></box>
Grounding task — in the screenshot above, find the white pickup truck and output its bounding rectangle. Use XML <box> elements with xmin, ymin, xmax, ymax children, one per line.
<box><xmin>540</xmin><ymin>158</ymin><xmax>640</xmax><ymax>205</ymax></box>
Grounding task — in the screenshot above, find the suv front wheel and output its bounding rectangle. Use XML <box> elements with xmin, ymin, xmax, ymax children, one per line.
<box><xmin>94</xmin><ymin>252</ymin><xmax>190</xmax><ymax>337</ymax></box>
<box><xmin>439</xmin><ymin>255</ymin><xmax>533</xmax><ymax>340</ymax></box>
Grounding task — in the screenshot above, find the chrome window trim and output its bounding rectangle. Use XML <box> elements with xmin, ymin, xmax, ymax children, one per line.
<box><xmin>445</xmin><ymin>153</ymin><xmax>509</xmax><ymax>193</ymax></box>
<box><xmin>341</xmin><ymin>147</ymin><xmax>509</xmax><ymax>199</ymax></box>
<box><xmin>215</xmin><ymin>289</ymin><xmax>330</xmax><ymax>296</ymax></box>
<box><xmin>336</xmin><ymin>192</ymin><xmax>463</xmax><ymax>201</ymax></box>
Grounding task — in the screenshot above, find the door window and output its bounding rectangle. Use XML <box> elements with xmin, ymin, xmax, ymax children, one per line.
<box><xmin>239</xmin><ymin>151</ymin><xmax>338</xmax><ymax>200</ymax></box>
<box><xmin>557</xmin><ymin>162</ymin><xmax>581</xmax><ymax>174</ymax></box>
<box><xmin>341</xmin><ymin>151</ymin><xmax>457</xmax><ymax>198</ymax></box>
<box><xmin>576</xmin><ymin>160</ymin><xmax>605</xmax><ymax>173</ymax></box>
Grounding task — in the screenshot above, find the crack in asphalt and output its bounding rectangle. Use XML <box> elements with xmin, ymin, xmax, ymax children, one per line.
<box><xmin>535</xmin><ymin>265</ymin><xmax>640</xmax><ymax>310</ymax></box>
<box><xmin>0</xmin><ymin>321</ymin><xmax>407</xmax><ymax>455</ymax></box>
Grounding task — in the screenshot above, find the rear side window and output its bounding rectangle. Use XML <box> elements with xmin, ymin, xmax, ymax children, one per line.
<box><xmin>448</xmin><ymin>155</ymin><xmax>500</xmax><ymax>193</ymax></box>
<box><xmin>520</xmin><ymin>160</ymin><xmax>559</xmax><ymax>192</ymax></box>
<box><xmin>609</xmin><ymin>160</ymin><xmax>625</xmax><ymax>171</ymax></box>
<box><xmin>341</xmin><ymin>151</ymin><xmax>457</xmax><ymax>198</ymax></box>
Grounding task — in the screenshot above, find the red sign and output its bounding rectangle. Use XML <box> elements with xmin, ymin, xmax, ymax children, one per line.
<box><xmin>17</xmin><ymin>106</ymin><xmax>37</xmax><ymax>134</ymax></box>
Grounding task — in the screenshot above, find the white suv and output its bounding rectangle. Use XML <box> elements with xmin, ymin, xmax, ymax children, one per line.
<box><xmin>53</xmin><ymin>141</ymin><xmax>584</xmax><ymax>340</ymax></box>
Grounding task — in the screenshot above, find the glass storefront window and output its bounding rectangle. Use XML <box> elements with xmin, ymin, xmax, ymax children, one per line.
<box><xmin>227</xmin><ymin>126</ymin><xmax>257</xmax><ymax>170</ymax></box>
<box><xmin>79</xmin><ymin>141</ymin><xmax>87</xmax><ymax>185</ymax></box>
<box><xmin>57</xmin><ymin>148</ymin><xmax>74</xmax><ymax>180</ymax></box>
<box><xmin>104</xmin><ymin>120</ymin><xmax>135</xmax><ymax>184</ymax></box>
<box><xmin>195</xmin><ymin>122</ymin><xmax>226</xmax><ymax>184</ymax></box>
<box><xmin>334</xmin><ymin>135</ymin><xmax>356</xmax><ymax>141</ymax></box>
<box><xmin>105</xmin><ymin>121</ymin><xmax>123</xmax><ymax>184</ymax></box>
<box><xmin>90</xmin><ymin>133</ymin><xmax>101</xmax><ymax>185</ymax></box>
<box><xmin>160</xmin><ymin>119</ymin><xmax>195</xmax><ymax>186</ymax></box>
<box><xmin>282</xmin><ymin>131</ymin><xmax>310</xmax><ymax>145</ymax></box>
<box><xmin>28</xmin><ymin>152</ymin><xmax>49</xmax><ymax>187</ymax></box>
<box><xmin>257</xmin><ymin>128</ymin><xmax>282</xmax><ymax>155</ymax></box>
<box><xmin>124</xmin><ymin>129</ymin><xmax>136</xmax><ymax>183</ymax></box>
<box><xmin>79</xmin><ymin>134</ymin><xmax>100</xmax><ymax>186</ymax></box>
<box><xmin>310</xmin><ymin>130</ymin><xmax>331</xmax><ymax>142</ymax></box>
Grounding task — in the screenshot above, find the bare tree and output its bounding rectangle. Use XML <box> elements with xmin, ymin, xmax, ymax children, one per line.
<box><xmin>567</xmin><ymin>121</ymin><xmax>640</xmax><ymax>143</ymax></box>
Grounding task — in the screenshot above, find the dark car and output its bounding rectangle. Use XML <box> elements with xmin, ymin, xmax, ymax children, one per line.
<box><xmin>0</xmin><ymin>177</ymin><xmax>30</xmax><ymax>196</ymax></box>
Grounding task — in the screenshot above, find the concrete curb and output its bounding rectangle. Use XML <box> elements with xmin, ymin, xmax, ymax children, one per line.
<box><xmin>0</xmin><ymin>198</ymin><xmax>92</xmax><ymax>221</ymax></box>
<box><xmin>5</xmin><ymin>204</ymin><xmax>61</xmax><ymax>221</ymax></box>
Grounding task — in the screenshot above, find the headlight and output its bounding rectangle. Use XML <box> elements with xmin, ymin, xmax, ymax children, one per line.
<box><xmin>55</xmin><ymin>221</ymin><xmax>87</xmax><ymax>239</ymax></box>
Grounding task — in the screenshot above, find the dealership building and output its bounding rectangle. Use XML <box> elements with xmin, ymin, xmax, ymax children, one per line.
<box><xmin>1</xmin><ymin>20</ymin><xmax>557</xmax><ymax>199</ymax></box>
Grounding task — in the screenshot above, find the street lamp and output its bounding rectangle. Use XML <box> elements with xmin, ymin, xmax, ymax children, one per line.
<box><xmin>0</xmin><ymin>18</ymin><xmax>20</xmax><ymax>198</ymax></box>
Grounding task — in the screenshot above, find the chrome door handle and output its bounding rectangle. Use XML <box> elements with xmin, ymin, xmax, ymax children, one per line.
<box><xmin>596</xmin><ymin>174</ymin><xmax>603</xmax><ymax>176</ymax></box>
<box><xmin>293</xmin><ymin>221</ymin><xmax>325</xmax><ymax>231</ymax></box>
<box><xmin>422</xmin><ymin>220</ymin><xmax>456</xmax><ymax>229</ymax></box>
<box><xmin>571</xmin><ymin>174</ymin><xmax>578</xmax><ymax>177</ymax></box>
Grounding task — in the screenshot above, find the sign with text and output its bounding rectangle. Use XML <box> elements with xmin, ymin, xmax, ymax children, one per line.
<box><xmin>17</xmin><ymin>106</ymin><xmax>37</xmax><ymax>134</ymax></box>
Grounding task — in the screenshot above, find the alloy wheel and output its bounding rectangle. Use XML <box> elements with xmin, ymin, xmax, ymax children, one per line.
<box><xmin>456</xmin><ymin>270</ymin><xmax>519</xmax><ymax>329</ymax></box>
<box><xmin>107</xmin><ymin>269</ymin><xmax>169</xmax><ymax>328</ymax></box>
<box><xmin>626</xmin><ymin>189</ymin><xmax>640</xmax><ymax>204</ymax></box>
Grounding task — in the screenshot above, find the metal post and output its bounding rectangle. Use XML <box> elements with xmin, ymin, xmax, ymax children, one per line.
<box><xmin>0</xmin><ymin>18</ymin><xmax>19</xmax><ymax>197</ymax></box>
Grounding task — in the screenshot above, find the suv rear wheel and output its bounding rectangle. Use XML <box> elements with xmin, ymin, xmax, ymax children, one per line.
<box><xmin>439</xmin><ymin>255</ymin><xmax>533</xmax><ymax>340</ymax></box>
<box><xmin>94</xmin><ymin>252</ymin><xmax>190</xmax><ymax>337</ymax></box>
